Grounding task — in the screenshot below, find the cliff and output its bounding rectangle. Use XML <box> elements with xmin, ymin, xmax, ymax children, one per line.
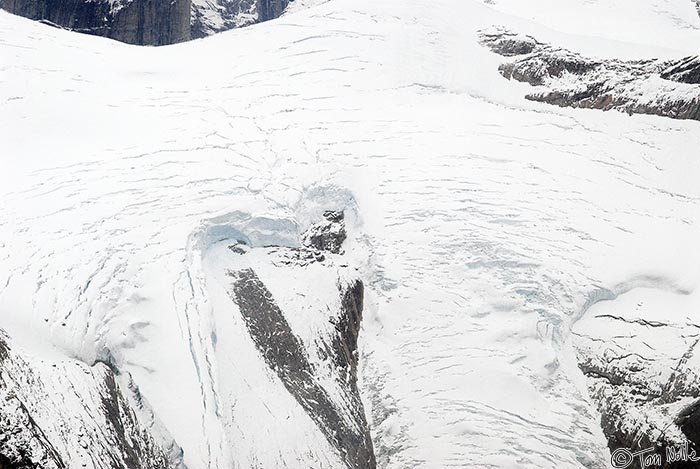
<box><xmin>0</xmin><ymin>0</ymin><xmax>191</xmax><ymax>45</ymax></box>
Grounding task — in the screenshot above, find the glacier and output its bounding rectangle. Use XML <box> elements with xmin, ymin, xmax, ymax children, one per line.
<box><xmin>1</xmin><ymin>0</ymin><xmax>700</xmax><ymax>468</ymax></box>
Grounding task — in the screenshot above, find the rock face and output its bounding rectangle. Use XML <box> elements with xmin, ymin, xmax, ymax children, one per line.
<box><xmin>301</xmin><ymin>210</ymin><xmax>347</xmax><ymax>255</ymax></box>
<box><xmin>480</xmin><ymin>28</ymin><xmax>700</xmax><ymax>121</ymax></box>
<box><xmin>0</xmin><ymin>0</ymin><xmax>192</xmax><ymax>45</ymax></box>
<box><xmin>0</xmin><ymin>330</ymin><xmax>184</xmax><ymax>469</ymax></box>
<box><xmin>572</xmin><ymin>287</ymin><xmax>700</xmax><ymax>469</ymax></box>
<box><xmin>190</xmin><ymin>0</ymin><xmax>291</xmax><ymax>38</ymax></box>
<box><xmin>662</xmin><ymin>57</ymin><xmax>700</xmax><ymax>85</ymax></box>
<box><xmin>215</xmin><ymin>211</ymin><xmax>376</xmax><ymax>468</ymax></box>
<box><xmin>0</xmin><ymin>0</ymin><xmax>293</xmax><ymax>44</ymax></box>
<box><xmin>229</xmin><ymin>270</ymin><xmax>373</xmax><ymax>469</ymax></box>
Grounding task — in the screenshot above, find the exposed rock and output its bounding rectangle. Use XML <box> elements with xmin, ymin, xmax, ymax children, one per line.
<box><xmin>191</xmin><ymin>0</ymin><xmax>291</xmax><ymax>38</ymax></box>
<box><xmin>481</xmin><ymin>28</ymin><xmax>700</xmax><ymax>121</ymax></box>
<box><xmin>222</xmin><ymin>210</ymin><xmax>375</xmax><ymax>469</ymax></box>
<box><xmin>190</xmin><ymin>0</ymin><xmax>257</xmax><ymax>38</ymax></box>
<box><xmin>0</xmin><ymin>0</ymin><xmax>191</xmax><ymax>45</ymax></box>
<box><xmin>331</xmin><ymin>278</ymin><xmax>364</xmax><ymax>380</ymax></box>
<box><xmin>0</xmin><ymin>0</ymin><xmax>294</xmax><ymax>44</ymax></box>
<box><xmin>0</xmin><ymin>334</ymin><xmax>9</xmax><ymax>364</ymax></box>
<box><xmin>662</xmin><ymin>57</ymin><xmax>700</xmax><ymax>85</ymax></box>
<box><xmin>0</xmin><ymin>330</ymin><xmax>184</xmax><ymax>469</ymax></box>
<box><xmin>301</xmin><ymin>210</ymin><xmax>347</xmax><ymax>255</ymax></box>
<box><xmin>479</xmin><ymin>31</ymin><xmax>539</xmax><ymax>57</ymax></box>
<box><xmin>227</xmin><ymin>267</ymin><xmax>375</xmax><ymax>468</ymax></box>
<box><xmin>572</xmin><ymin>289</ymin><xmax>700</xmax><ymax>468</ymax></box>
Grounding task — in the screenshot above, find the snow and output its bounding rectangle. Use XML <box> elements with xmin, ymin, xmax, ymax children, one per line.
<box><xmin>1</xmin><ymin>0</ymin><xmax>699</xmax><ymax>468</ymax></box>
<box><xmin>191</xmin><ymin>0</ymin><xmax>258</xmax><ymax>34</ymax></box>
<box><xmin>198</xmin><ymin>244</ymin><xmax>347</xmax><ymax>468</ymax></box>
<box><xmin>199</xmin><ymin>237</ymin><xmax>359</xmax><ymax>468</ymax></box>
<box><xmin>0</xmin><ymin>330</ymin><xmax>182</xmax><ymax>468</ymax></box>
<box><xmin>283</xmin><ymin>0</ymin><xmax>331</xmax><ymax>15</ymax></box>
<box><xmin>572</xmin><ymin>285</ymin><xmax>700</xmax><ymax>450</ymax></box>
<box><xmin>575</xmin><ymin>285</ymin><xmax>700</xmax><ymax>387</ymax></box>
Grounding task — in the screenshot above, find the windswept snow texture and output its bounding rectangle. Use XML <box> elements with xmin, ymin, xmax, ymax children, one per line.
<box><xmin>191</xmin><ymin>0</ymin><xmax>311</xmax><ymax>38</ymax></box>
<box><xmin>1</xmin><ymin>1</ymin><xmax>700</xmax><ymax>468</ymax></box>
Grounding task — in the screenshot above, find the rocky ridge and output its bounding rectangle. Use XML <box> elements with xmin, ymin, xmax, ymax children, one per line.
<box><xmin>0</xmin><ymin>330</ymin><xmax>184</xmax><ymax>469</ymax></box>
<box><xmin>223</xmin><ymin>211</ymin><xmax>376</xmax><ymax>468</ymax></box>
<box><xmin>480</xmin><ymin>28</ymin><xmax>700</xmax><ymax>121</ymax></box>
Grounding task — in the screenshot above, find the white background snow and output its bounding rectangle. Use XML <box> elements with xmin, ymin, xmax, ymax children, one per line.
<box><xmin>1</xmin><ymin>0</ymin><xmax>699</xmax><ymax>467</ymax></box>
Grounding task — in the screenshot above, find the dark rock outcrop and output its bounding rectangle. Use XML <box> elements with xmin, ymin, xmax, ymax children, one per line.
<box><xmin>0</xmin><ymin>0</ymin><xmax>191</xmax><ymax>45</ymax></box>
<box><xmin>481</xmin><ymin>28</ymin><xmax>700</xmax><ymax>121</ymax></box>
<box><xmin>301</xmin><ymin>210</ymin><xmax>347</xmax><ymax>255</ymax></box>
<box><xmin>225</xmin><ymin>212</ymin><xmax>376</xmax><ymax>469</ymax></box>
<box><xmin>578</xmin><ymin>356</ymin><xmax>700</xmax><ymax>469</ymax></box>
<box><xmin>190</xmin><ymin>0</ymin><xmax>291</xmax><ymax>39</ymax></box>
<box><xmin>0</xmin><ymin>0</ymin><xmax>294</xmax><ymax>44</ymax></box>
<box><xmin>662</xmin><ymin>57</ymin><xmax>700</xmax><ymax>85</ymax></box>
<box><xmin>229</xmin><ymin>269</ymin><xmax>375</xmax><ymax>469</ymax></box>
<box><xmin>257</xmin><ymin>0</ymin><xmax>287</xmax><ymax>22</ymax></box>
<box><xmin>482</xmin><ymin>32</ymin><xmax>539</xmax><ymax>57</ymax></box>
<box><xmin>0</xmin><ymin>330</ymin><xmax>184</xmax><ymax>469</ymax></box>
<box><xmin>573</xmin><ymin>295</ymin><xmax>700</xmax><ymax>469</ymax></box>
<box><xmin>331</xmin><ymin>278</ymin><xmax>364</xmax><ymax>380</ymax></box>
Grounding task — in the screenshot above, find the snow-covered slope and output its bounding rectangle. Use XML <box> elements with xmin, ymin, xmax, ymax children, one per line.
<box><xmin>1</xmin><ymin>0</ymin><xmax>699</xmax><ymax>468</ymax></box>
<box><xmin>0</xmin><ymin>330</ymin><xmax>184</xmax><ymax>468</ymax></box>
